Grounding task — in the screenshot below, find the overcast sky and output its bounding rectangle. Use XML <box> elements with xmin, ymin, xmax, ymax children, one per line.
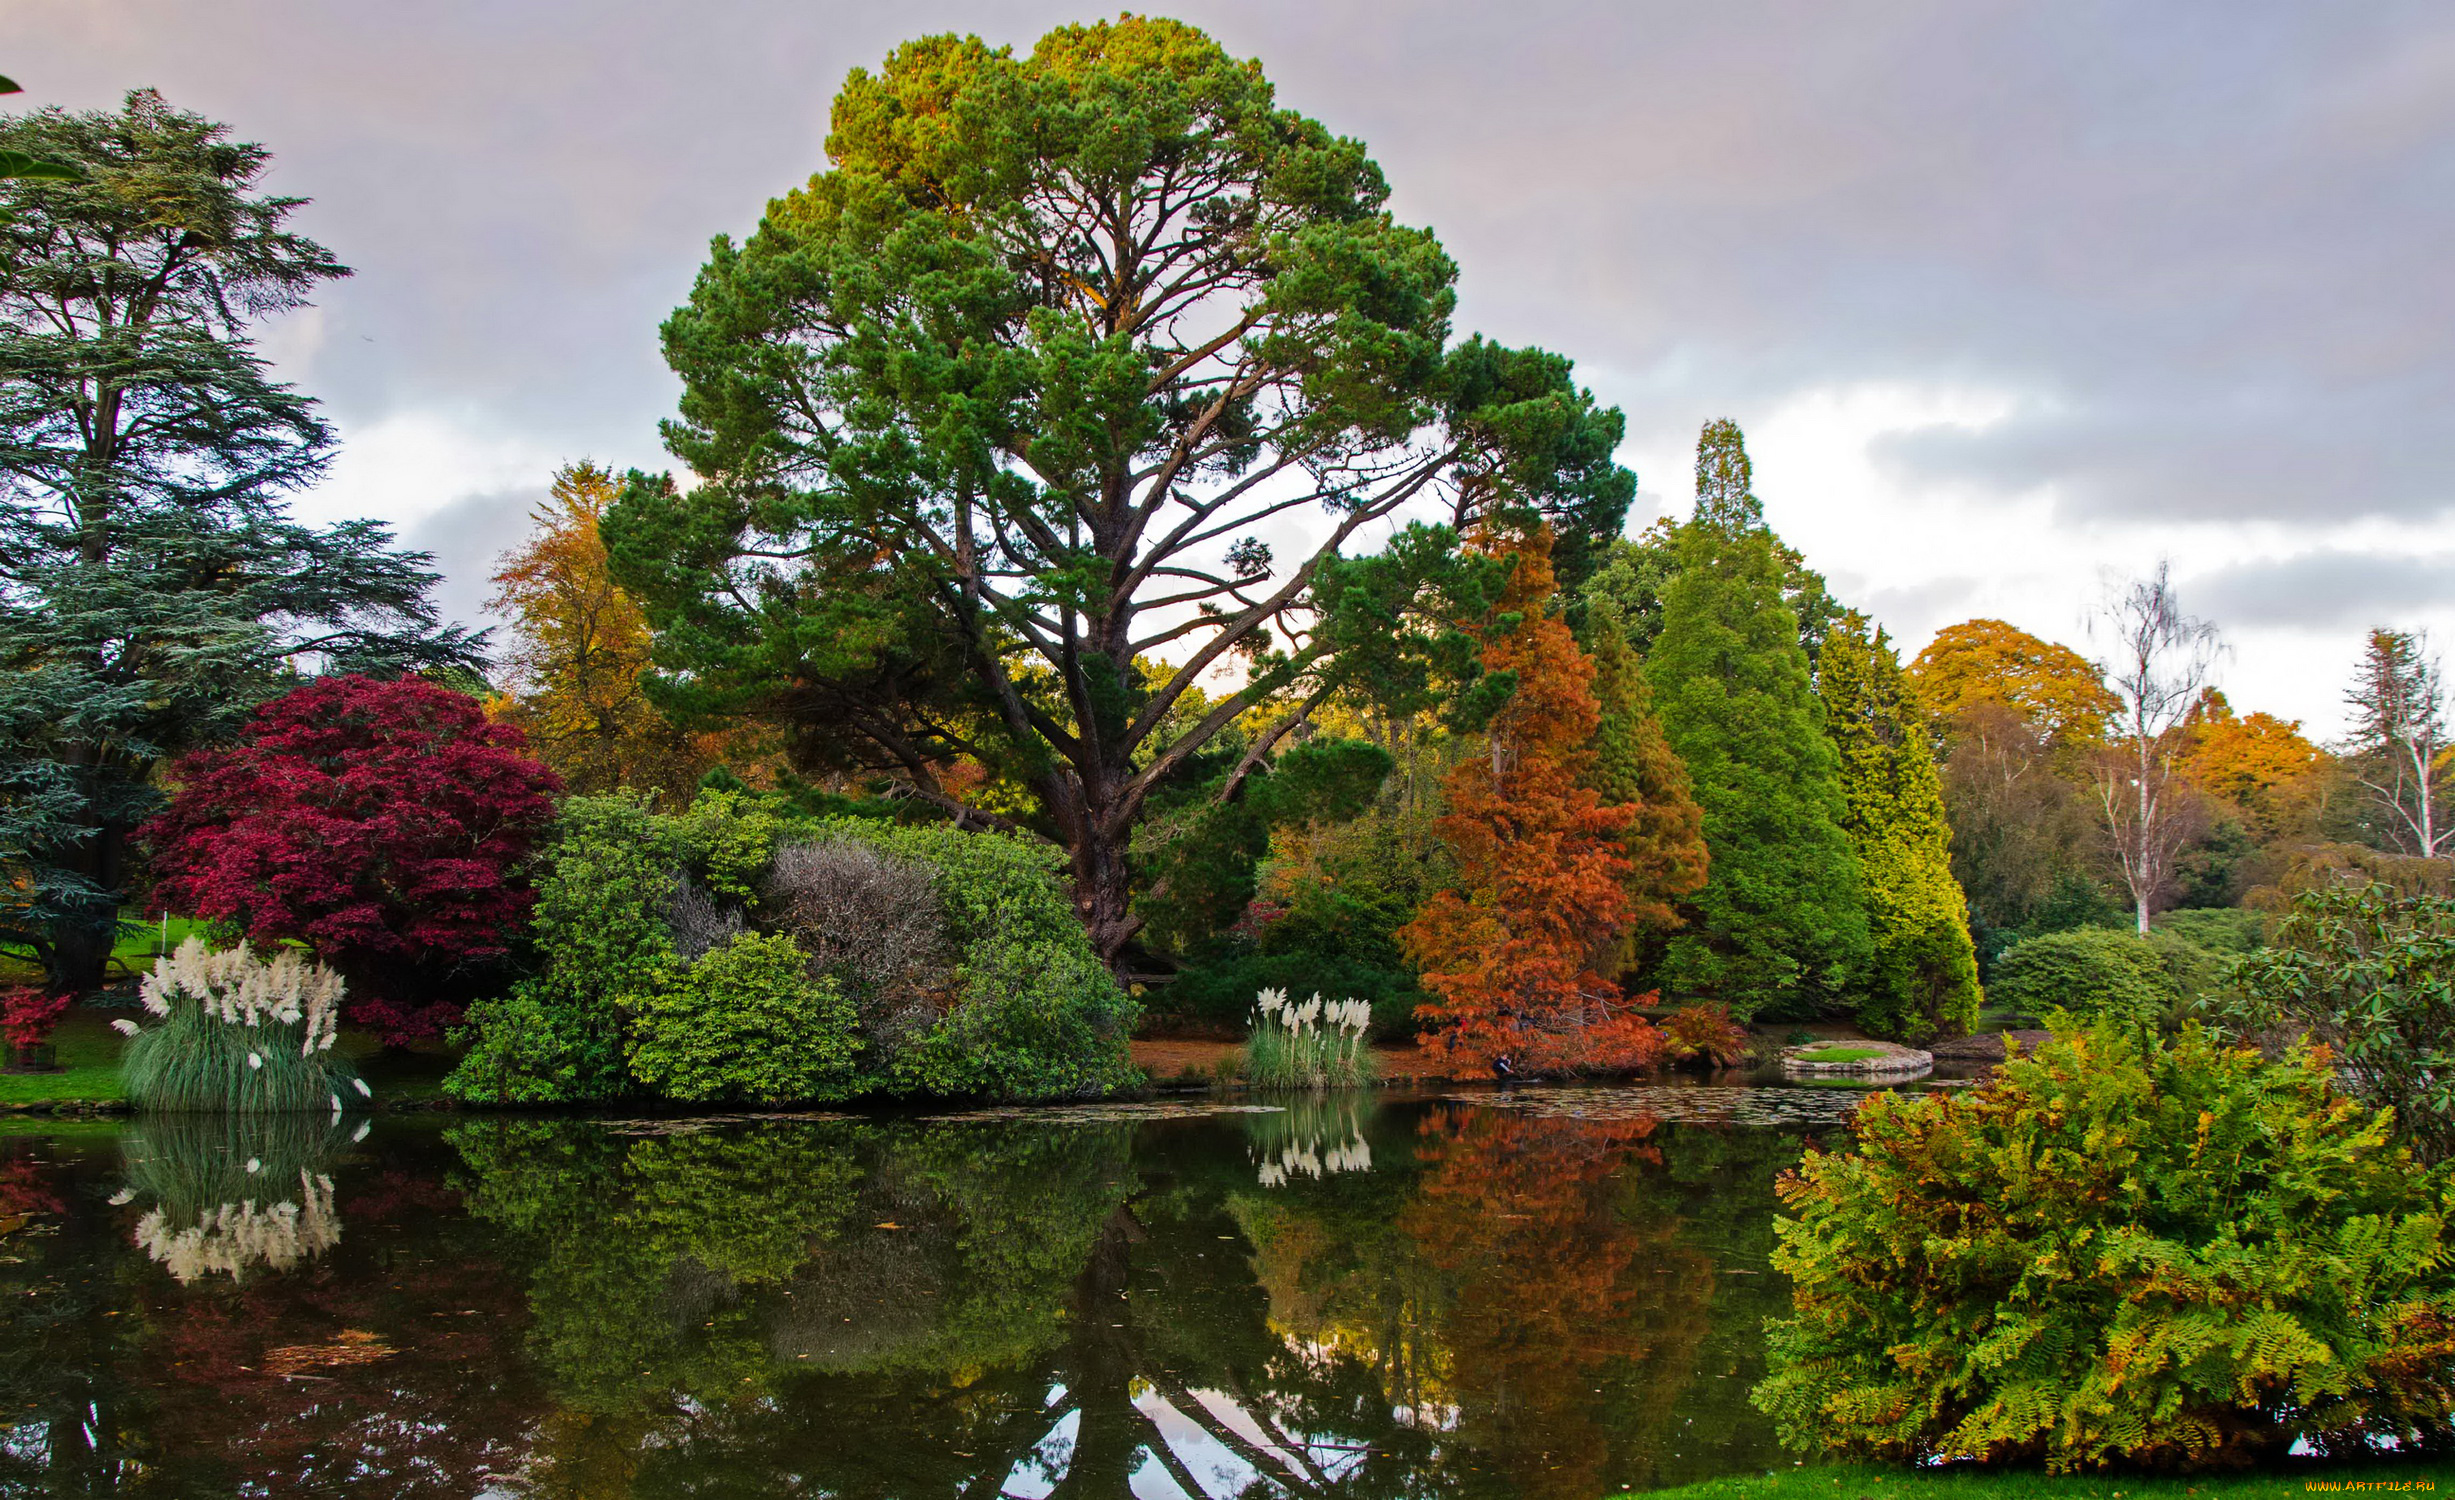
<box><xmin>11</xmin><ymin>0</ymin><xmax>2453</xmax><ymax>736</ymax></box>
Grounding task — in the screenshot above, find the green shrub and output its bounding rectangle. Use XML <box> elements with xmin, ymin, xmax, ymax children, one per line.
<box><xmin>450</xmin><ymin>793</ymin><xmax>1139</xmax><ymax>1105</ymax></box>
<box><xmin>2153</xmin><ymin>906</ymin><xmax>2267</xmax><ymax>954</ymax></box>
<box><xmin>1987</xmin><ymin>927</ymin><xmax>2217</xmax><ymax>1031</ymax></box>
<box><xmin>835</xmin><ymin>820</ymin><xmax>1140</xmax><ymax>1100</ymax></box>
<box><xmin>1754</xmin><ymin>1021</ymin><xmax>2455</xmax><ymax>1471</ymax></box>
<box><xmin>624</xmin><ymin>931</ymin><xmax>860</xmax><ymax>1104</ymax></box>
<box><xmin>2220</xmin><ymin>885</ymin><xmax>2455</xmax><ymax>1163</ymax></box>
<box><xmin>446</xmin><ymin>795</ymin><xmax>684</xmax><ymax>1104</ymax></box>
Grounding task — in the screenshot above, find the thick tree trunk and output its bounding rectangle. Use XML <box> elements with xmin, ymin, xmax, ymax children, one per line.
<box><xmin>48</xmin><ymin>909</ymin><xmax>116</xmax><ymax>995</ymax></box>
<box><xmin>47</xmin><ymin>820</ymin><xmax>127</xmax><ymax>995</ymax></box>
<box><xmin>1072</xmin><ymin>825</ymin><xmax>1141</xmax><ymax>973</ymax></box>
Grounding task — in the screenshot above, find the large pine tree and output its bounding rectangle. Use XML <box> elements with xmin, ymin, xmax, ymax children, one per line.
<box><xmin>1820</xmin><ymin>611</ymin><xmax>1981</xmax><ymax>1041</ymax></box>
<box><xmin>1643</xmin><ymin>422</ymin><xmax>1869</xmax><ymax>1013</ymax></box>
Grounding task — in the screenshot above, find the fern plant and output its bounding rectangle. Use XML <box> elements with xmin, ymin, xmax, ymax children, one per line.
<box><xmin>1754</xmin><ymin>1019</ymin><xmax>2455</xmax><ymax>1471</ymax></box>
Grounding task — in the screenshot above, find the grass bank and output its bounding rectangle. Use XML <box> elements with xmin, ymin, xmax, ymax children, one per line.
<box><xmin>0</xmin><ymin>1010</ymin><xmax>460</xmax><ymax>1109</ymax></box>
<box><xmin>1633</xmin><ymin>1462</ymin><xmax>2450</xmax><ymax>1500</ymax></box>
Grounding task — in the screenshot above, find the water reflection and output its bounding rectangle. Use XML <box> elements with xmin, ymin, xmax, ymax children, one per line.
<box><xmin>1249</xmin><ymin>1096</ymin><xmax>1375</xmax><ymax>1186</ymax></box>
<box><xmin>118</xmin><ymin>1113</ymin><xmax>353</xmax><ymax>1283</ymax></box>
<box><xmin>0</xmin><ymin>1094</ymin><xmax>1821</xmax><ymax>1497</ymax></box>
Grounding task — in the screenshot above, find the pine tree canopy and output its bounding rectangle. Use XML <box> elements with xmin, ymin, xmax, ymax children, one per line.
<box><xmin>602</xmin><ymin>19</ymin><xmax>1632</xmax><ymax>967</ymax></box>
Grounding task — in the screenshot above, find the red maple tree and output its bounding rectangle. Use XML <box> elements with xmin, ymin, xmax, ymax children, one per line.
<box><xmin>142</xmin><ymin>676</ymin><xmax>562</xmax><ymax>1041</ymax></box>
<box><xmin>1399</xmin><ymin>527</ymin><xmax>1662</xmax><ymax>1076</ymax></box>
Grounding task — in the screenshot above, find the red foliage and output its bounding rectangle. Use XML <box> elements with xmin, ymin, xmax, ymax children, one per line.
<box><xmin>1399</xmin><ymin>528</ymin><xmax>1662</xmax><ymax>1077</ymax></box>
<box><xmin>0</xmin><ymin>988</ymin><xmax>73</xmax><ymax>1051</ymax></box>
<box><xmin>1400</xmin><ymin>1106</ymin><xmax>1714</xmax><ymax>1500</ymax></box>
<box><xmin>142</xmin><ymin>676</ymin><xmax>562</xmax><ymax>1042</ymax></box>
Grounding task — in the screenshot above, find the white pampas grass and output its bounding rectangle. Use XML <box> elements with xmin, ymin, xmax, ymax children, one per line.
<box><xmin>140</xmin><ymin>937</ymin><xmax>345</xmax><ymax>1053</ymax></box>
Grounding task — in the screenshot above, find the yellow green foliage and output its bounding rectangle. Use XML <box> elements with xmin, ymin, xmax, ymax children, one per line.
<box><xmin>1756</xmin><ymin>1021</ymin><xmax>2455</xmax><ymax>1471</ymax></box>
<box><xmin>1821</xmin><ymin>612</ymin><xmax>1982</xmax><ymax>1043</ymax></box>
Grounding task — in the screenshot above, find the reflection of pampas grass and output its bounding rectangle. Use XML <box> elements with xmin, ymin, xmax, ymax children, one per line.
<box><xmin>1241</xmin><ymin>988</ymin><xmax>1377</xmax><ymax>1090</ymax></box>
<box><xmin>119</xmin><ymin>1113</ymin><xmax>351</xmax><ymax>1283</ymax></box>
<box><xmin>1246</xmin><ymin>1093</ymin><xmax>1375</xmax><ymax>1187</ymax></box>
<box><xmin>121</xmin><ymin>939</ymin><xmax>363</xmax><ymax>1113</ymax></box>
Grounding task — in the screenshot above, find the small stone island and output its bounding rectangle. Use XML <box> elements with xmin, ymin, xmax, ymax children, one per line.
<box><xmin>1779</xmin><ymin>1040</ymin><xmax>1934</xmax><ymax>1079</ymax></box>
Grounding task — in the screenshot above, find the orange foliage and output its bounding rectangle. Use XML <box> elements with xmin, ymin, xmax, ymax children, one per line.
<box><xmin>1398</xmin><ymin>527</ymin><xmax>1661</xmax><ymax>1077</ymax></box>
<box><xmin>1909</xmin><ymin>617</ymin><xmax>2119</xmax><ymax>747</ymax></box>
<box><xmin>489</xmin><ymin>462</ymin><xmax>775</xmax><ymax>804</ymax></box>
<box><xmin>2182</xmin><ymin>689</ymin><xmax>2327</xmax><ymax>842</ymax></box>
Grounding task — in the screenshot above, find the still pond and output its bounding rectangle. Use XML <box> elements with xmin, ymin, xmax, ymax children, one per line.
<box><xmin>0</xmin><ymin>1084</ymin><xmax>1886</xmax><ymax>1498</ymax></box>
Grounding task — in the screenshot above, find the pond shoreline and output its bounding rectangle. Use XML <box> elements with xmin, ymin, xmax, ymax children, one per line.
<box><xmin>5</xmin><ymin>1008</ymin><xmax>1999</xmax><ymax>1116</ymax></box>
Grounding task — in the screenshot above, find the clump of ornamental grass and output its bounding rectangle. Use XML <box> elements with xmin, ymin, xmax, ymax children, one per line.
<box><xmin>119</xmin><ymin>937</ymin><xmax>369</xmax><ymax>1114</ymax></box>
<box><xmin>1241</xmin><ymin>987</ymin><xmax>1378</xmax><ymax>1090</ymax></box>
<box><xmin>116</xmin><ymin>1111</ymin><xmax>355</xmax><ymax>1283</ymax></box>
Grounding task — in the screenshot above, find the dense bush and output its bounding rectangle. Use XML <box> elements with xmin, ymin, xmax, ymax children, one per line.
<box><xmin>1986</xmin><ymin>927</ymin><xmax>2218</xmax><ymax>1030</ymax></box>
<box><xmin>624</xmin><ymin>931</ymin><xmax>860</xmax><ymax>1104</ymax></box>
<box><xmin>447</xmin><ymin>792</ymin><xmax>1138</xmax><ymax>1105</ymax></box>
<box><xmin>446</xmin><ymin>796</ymin><xmax>682</xmax><ymax>1104</ymax></box>
<box><xmin>1659</xmin><ymin>1002</ymin><xmax>1751</xmax><ymax>1067</ymax></box>
<box><xmin>834</xmin><ymin>820</ymin><xmax>1139</xmax><ymax>1100</ymax></box>
<box><xmin>766</xmin><ymin>837</ymin><xmax>944</xmax><ymax>1056</ymax></box>
<box><xmin>2221</xmin><ymin>884</ymin><xmax>2455</xmax><ymax>1163</ymax></box>
<box><xmin>2153</xmin><ymin>905</ymin><xmax>2267</xmax><ymax>954</ymax></box>
<box><xmin>1755</xmin><ymin>1021</ymin><xmax>2455</xmax><ymax>1470</ymax></box>
<box><xmin>142</xmin><ymin>675</ymin><xmax>562</xmax><ymax>1042</ymax></box>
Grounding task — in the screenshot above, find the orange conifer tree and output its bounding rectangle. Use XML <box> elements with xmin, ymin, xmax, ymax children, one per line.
<box><xmin>1399</xmin><ymin>527</ymin><xmax>1661</xmax><ymax>1076</ymax></box>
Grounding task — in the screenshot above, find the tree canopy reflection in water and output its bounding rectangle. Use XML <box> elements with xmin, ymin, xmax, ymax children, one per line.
<box><xmin>0</xmin><ymin>1091</ymin><xmax>1825</xmax><ymax>1497</ymax></box>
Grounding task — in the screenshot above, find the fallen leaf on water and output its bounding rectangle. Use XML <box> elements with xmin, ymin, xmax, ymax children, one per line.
<box><xmin>263</xmin><ymin>1329</ymin><xmax>392</xmax><ymax>1378</ymax></box>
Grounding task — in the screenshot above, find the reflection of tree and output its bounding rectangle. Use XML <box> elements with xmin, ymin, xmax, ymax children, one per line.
<box><xmin>0</xmin><ymin>1122</ymin><xmax>547</xmax><ymax>1497</ymax></box>
<box><xmin>1401</xmin><ymin>1107</ymin><xmax>1712</xmax><ymax>1500</ymax></box>
<box><xmin>1233</xmin><ymin>1107</ymin><xmax>1780</xmax><ymax>1500</ymax></box>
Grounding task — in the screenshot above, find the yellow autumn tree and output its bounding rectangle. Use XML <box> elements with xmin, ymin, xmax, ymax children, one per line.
<box><xmin>2182</xmin><ymin>689</ymin><xmax>2327</xmax><ymax>845</ymax></box>
<box><xmin>1908</xmin><ymin>618</ymin><xmax>2119</xmax><ymax>750</ymax></box>
<box><xmin>488</xmin><ymin>461</ymin><xmax>711</xmax><ymax>804</ymax></box>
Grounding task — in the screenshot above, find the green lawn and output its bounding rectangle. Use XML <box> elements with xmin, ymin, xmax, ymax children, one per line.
<box><xmin>0</xmin><ymin>1011</ymin><xmax>129</xmax><ymax>1105</ymax></box>
<box><xmin>0</xmin><ymin>1008</ymin><xmax>462</xmax><ymax>1108</ymax></box>
<box><xmin>0</xmin><ymin>914</ymin><xmax>216</xmax><ymax>987</ymax></box>
<box><xmin>1795</xmin><ymin>1045</ymin><xmax>1890</xmax><ymax>1064</ymax></box>
<box><xmin>1634</xmin><ymin>1460</ymin><xmax>2450</xmax><ymax>1500</ymax></box>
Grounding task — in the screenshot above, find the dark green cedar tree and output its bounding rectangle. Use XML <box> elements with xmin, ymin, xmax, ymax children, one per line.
<box><xmin>0</xmin><ymin>90</ymin><xmax>477</xmax><ymax>990</ymax></box>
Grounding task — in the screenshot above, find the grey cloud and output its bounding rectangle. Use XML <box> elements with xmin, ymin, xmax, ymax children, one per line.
<box><xmin>2190</xmin><ymin>550</ymin><xmax>2455</xmax><ymax>630</ymax></box>
<box><xmin>402</xmin><ymin>486</ymin><xmax>544</xmax><ymax>638</ymax></box>
<box><xmin>9</xmin><ymin>0</ymin><xmax>2454</xmax><ymax>587</ymax></box>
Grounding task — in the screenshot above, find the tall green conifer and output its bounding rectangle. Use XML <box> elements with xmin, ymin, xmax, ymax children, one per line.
<box><xmin>1644</xmin><ymin>423</ymin><xmax>1869</xmax><ymax>1013</ymax></box>
<box><xmin>1579</xmin><ymin>593</ymin><xmax>1708</xmax><ymax>940</ymax></box>
<box><xmin>1821</xmin><ymin>612</ymin><xmax>1982</xmax><ymax>1041</ymax></box>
